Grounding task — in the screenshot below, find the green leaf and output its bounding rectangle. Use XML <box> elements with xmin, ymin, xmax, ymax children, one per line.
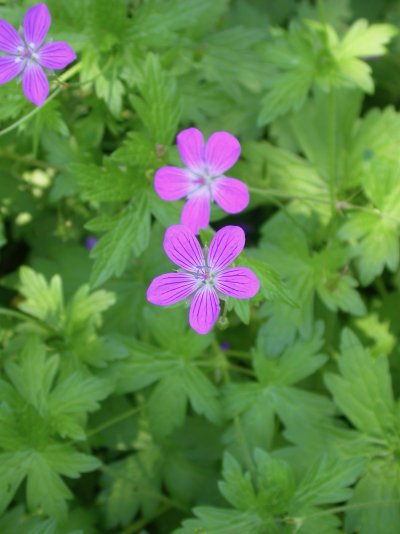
<box><xmin>110</xmin><ymin>131</ymin><xmax>158</xmax><ymax>173</ymax></box>
<box><xmin>71</xmin><ymin>161</ymin><xmax>139</xmax><ymax>202</ymax></box>
<box><xmin>89</xmin><ymin>193</ymin><xmax>151</xmax><ymax>288</ymax></box>
<box><xmin>259</xmin><ymin>68</ymin><xmax>313</xmax><ymax>126</ymax></box>
<box><xmin>293</xmin><ymin>456</ymin><xmax>364</xmax><ymax>508</ymax></box>
<box><xmin>254</xmin><ymin>321</ymin><xmax>327</xmax><ymax>386</ymax></box>
<box><xmin>100</xmin><ymin>449</ymin><xmax>161</xmax><ymax>528</ymax></box>
<box><xmin>325</xmin><ymin>329</ymin><xmax>395</xmax><ymax>437</ymax></box>
<box><xmin>48</xmin><ymin>373</ymin><xmax>111</xmax><ymax>440</ymax></box>
<box><xmin>258</xmin><ymin>23</ymin><xmax>315</xmax><ymax>125</ymax></box>
<box><xmin>200</xmin><ymin>27</ymin><xmax>266</xmax><ymax>97</ymax></box>
<box><xmin>26</xmin><ymin>447</ymin><xmax>99</xmax><ymax>519</ymax></box>
<box><xmin>0</xmin><ymin>445</ymin><xmax>99</xmax><ymax>520</ymax></box>
<box><xmin>313</xmin><ymin>245</ymin><xmax>366</xmax><ymax>316</ymax></box>
<box><xmin>232</xmin><ymin>298</ymin><xmax>251</xmax><ymax>325</ymax></box>
<box><xmin>182</xmin><ymin>365</ymin><xmax>222</xmax><ymax>425</ymax></box>
<box><xmin>5</xmin><ymin>337</ymin><xmax>59</xmax><ymax>414</ymax></box>
<box><xmin>339</xmin><ymin>212</ymin><xmax>399</xmax><ymax>286</ymax></box>
<box><xmin>348</xmin><ymin>107</ymin><xmax>400</xmax><ymax>187</ymax></box>
<box><xmin>128</xmin><ymin>0</ymin><xmax>229</xmax><ymax>47</ymax></box>
<box><xmin>338</xmin><ymin>19</ymin><xmax>397</xmax><ymax>59</ymax></box>
<box><xmin>65</xmin><ymin>284</ymin><xmax>115</xmax><ymax>337</ymax></box>
<box><xmin>130</xmin><ymin>54</ymin><xmax>181</xmax><ymax>145</ymax></box>
<box><xmin>218</xmin><ymin>453</ymin><xmax>255</xmax><ymax>510</ymax></box>
<box><xmin>177</xmin><ymin>507</ymin><xmax>264</xmax><ymax>534</ymax></box>
<box><xmin>345</xmin><ymin>460</ymin><xmax>400</xmax><ymax>534</ymax></box>
<box><xmin>18</xmin><ymin>268</ymin><xmax>64</xmax><ymax>331</ymax></box>
<box><xmin>148</xmin><ymin>375</ymin><xmax>188</xmax><ymax>437</ymax></box>
<box><xmin>240</xmin><ymin>254</ymin><xmax>296</xmax><ymax>306</ymax></box>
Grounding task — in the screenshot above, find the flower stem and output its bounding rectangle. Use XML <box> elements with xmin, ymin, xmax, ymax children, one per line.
<box><xmin>328</xmin><ymin>87</ymin><xmax>338</xmax><ymax>218</ymax></box>
<box><xmin>0</xmin><ymin>61</ymin><xmax>82</xmax><ymax>138</ymax></box>
<box><xmin>87</xmin><ymin>405</ymin><xmax>144</xmax><ymax>437</ymax></box>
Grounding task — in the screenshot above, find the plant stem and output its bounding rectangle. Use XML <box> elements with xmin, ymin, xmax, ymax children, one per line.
<box><xmin>225</xmin><ymin>350</ymin><xmax>252</xmax><ymax>360</ymax></box>
<box><xmin>0</xmin><ymin>61</ymin><xmax>82</xmax><ymax>138</ymax></box>
<box><xmin>87</xmin><ymin>405</ymin><xmax>144</xmax><ymax>437</ymax></box>
<box><xmin>328</xmin><ymin>87</ymin><xmax>337</xmax><ymax>218</ymax></box>
<box><xmin>212</xmin><ymin>341</ymin><xmax>255</xmax><ymax>474</ymax></box>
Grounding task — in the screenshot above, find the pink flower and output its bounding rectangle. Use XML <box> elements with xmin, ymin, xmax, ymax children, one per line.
<box><xmin>0</xmin><ymin>3</ymin><xmax>76</xmax><ymax>106</ymax></box>
<box><xmin>154</xmin><ymin>128</ymin><xmax>249</xmax><ymax>234</ymax></box>
<box><xmin>147</xmin><ymin>225</ymin><xmax>260</xmax><ymax>335</ymax></box>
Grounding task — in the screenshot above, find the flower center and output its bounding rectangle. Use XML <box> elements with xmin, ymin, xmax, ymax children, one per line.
<box><xmin>194</xmin><ymin>264</ymin><xmax>215</xmax><ymax>286</ymax></box>
<box><xmin>190</xmin><ymin>166</ymin><xmax>216</xmax><ymax>192</ymax></box>
<box><xmin>16</xmin><ymin>44</ymin><xmax>38</xmax><ymax>63</ymax></box>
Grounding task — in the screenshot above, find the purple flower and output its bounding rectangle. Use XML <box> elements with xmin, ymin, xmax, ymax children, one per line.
<box><xmin>147</xmin><ymin>225</ymin><xmax>259</xmax><ymax>335</ymax></box>
<box><xmin>85</xmin><ymin>236</ymin><xmax>98</xmax><ymax>251</ymax></box>
<box><xmin>0</xmin><ymin>3</ymin><xmax>76</xmax><ymax>106</ymax></box>
<box><xmin>154</xmin><ymin>128</ymin><xmax>249</xmax><ymax>235</ymax></box>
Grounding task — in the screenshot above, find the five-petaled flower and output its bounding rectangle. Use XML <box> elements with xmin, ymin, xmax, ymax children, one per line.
<box><xmin>147</xmin><ymin>225</ymin><xmax>259</xmax><ymax>335</ymax></box>
<box><xmin>154</xmin><ymin>128</ymin><xmax>249</xmax><ymax>235</ymax></box>
<box><xmin>0</xmin><ymin>3</ymin><xmax>76</xmax><ymax>106</ymax></box>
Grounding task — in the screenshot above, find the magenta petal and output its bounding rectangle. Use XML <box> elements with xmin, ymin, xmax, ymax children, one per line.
<box><xmin>147</xmin><ymin>272</ymin><xmax>197</xmax><ymax>306</ymax></box>
<box><xmin>38</xmin><ymin>41</ymin><xmax>76</xmax><ymax>70</ymax></box>
<box><xmin>207</xmin><ymin>226</ymin><xmax>245</xmax><ymax>272</ymax></box>
<box><xmin>205</xmin><ymin>132</ymin><xmax>241</xmax><ymax>176</ymax></box>
<box><xmin>177</xmin><ymin>128</ymin><xmax>205</xmax><ymax>173</ymax></box>
<box><xmin>212</xmin><ymin>177</ymin><xmax>249</xmax><ymax>214</ymax></box>
<box><xmin>189</xmin><ymin>287</ymin><xmax>220</xmax><ymax>335</ymax></box>
<box><xmin>215</xmin><ymin>267</ymin><xmax>260</xmax><ymax>299</ymax></box>
<box><xmin>163</xmin><ymin>224</ymin><xmax>204</xmax><ymax>272</ymax></box>
<box><xmin>22</xmin><ymin>63</ymin><xmax>49</xmax><ymax>106</ymax></box>
<box><xmin>0</xmin><ymin>19</ymin><xmax>23</xmax><ymax>54</ymax></box>
<box><xmin>154</xmin><ymin>166</ymin><xmax>193</xmax><ymax>201</ymax></box>
<box><xmin>181</xmin><ymin>190</ymin><xmax>211</xmax><ymax>235</ymax></box>
<box><xmin>24</xmin><ymin>3</ymin><xmax>51</xmax><ymax>48</ymax></box>
<box><xmin>0</xmin><ymin>57</ymin><xmax>23</xmax><ymax>84</ymax></box>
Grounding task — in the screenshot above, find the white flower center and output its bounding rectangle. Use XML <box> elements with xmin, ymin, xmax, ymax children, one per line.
<box><xmin>16</xmin><ymin>44</ymin><xmax>39</xmax><ymax>65</ymax></box>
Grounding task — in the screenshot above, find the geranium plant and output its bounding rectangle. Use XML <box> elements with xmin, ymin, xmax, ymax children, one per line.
<box><xmin>0</xmin><ymin>1</ymin><xmax>399</xmax><ymax>533</ymax></box>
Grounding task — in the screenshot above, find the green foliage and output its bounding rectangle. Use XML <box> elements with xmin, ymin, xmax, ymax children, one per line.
<box><xmin>178</xmin><ymin>450</ymin><xmax>363</xmax><ymax>533</ymax></box>
<box><xmin>0</xmin><ymin>337</ymin><xmax>107</xmax><ymax>519</ymax></box>
<box><xmin>258</xmin><ymin>18</ymin><xmax>396</xmax><ymax>124</ymax></box>
<box><xmin>1</xmin><ymin>0</ymin><xmax>400</xmax><ymax>532</ymax></box>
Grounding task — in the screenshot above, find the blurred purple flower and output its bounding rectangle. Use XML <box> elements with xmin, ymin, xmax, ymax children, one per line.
<box><xmin>154</xmin><ymin>128</ymin><xmax>249</xmax><ymax>235</ymax></box>
<box><xmin>0</xmin><ymin>3</ymin><xmax>76</xmax><ymax>106</ymax></box>
<box><xmin>147</xmin><ymin>225</ymin><xmax>259</xmax><ymax>335</ymax></box>
<box><xmin>220</xmin><ymin>341</ymin><xmax>231</xmax><ymax>351</ymax></box>
<box><xmin>85</xmin><ymin>236</ymin><xmax>97</xmax><ymax>251</ymax></box>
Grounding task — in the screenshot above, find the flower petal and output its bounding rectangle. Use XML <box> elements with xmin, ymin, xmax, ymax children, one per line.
<box><xmin>207</xmin><ymin>226</ymin><xmax>245</xmax><ymax>272</ymax></box>
<box><xmin>215</xmin><ymin>267</ymin><xmax>260</xmax><ymax>299</ymax></box>
<box><xmin>212</xmin><ymin>176</ymin><xmax>249</xmax><ymax>214</ymax></box>
<box><xmin>38</xmin><ymin>41</ymin><xmax>76</xmax><ymax>70</ymax></box>
<box><xmin>154</xmin><ymin>166</ymin><xmax>193</xmax><ymax>201</ymax></box>
<box><xmin>189</xmin><ymin>287</ymin><xmax>220</xmax><ymax>335</ymax></box>
<box><xmin>24</xmin><ymin>3</ymin><xmax>51</xmax><ymax>49</ymax></box>
<box><xmin>0</xmin><ymin>57</ymin><xmax>23</xmax><ymax>84</ymax></box>
<box><xmin>22</xmin><ymin>63</ymin><xmax>49</xmax><ymax>106</ymax></box>
<box><xmin>163</xmin><ymin>224</ymin><xmax>204</xmax><ymax>272</ymax></box>
<box><xmin>181</xmin><ymin>189</ymin><xmax>211</xmax><ymax>234</ymax></box>
<box><xmin>205</xmin><ymin>132</ymin><xmax>241</xmax><ymax>176</ymax></box>
<box><xmin>177</xmin><ymin>128</ymin><xmax>205</xmax><ymax>173</ymax></box>
<box><xmin>147</xmin><ymin>272</ymin><xmax>197</xmax><ymax>306</ymax></box>
<box><xmin>0</xmin><ymin>19</ymin><xmax>23</xmax><ymax>54</ymax></box>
